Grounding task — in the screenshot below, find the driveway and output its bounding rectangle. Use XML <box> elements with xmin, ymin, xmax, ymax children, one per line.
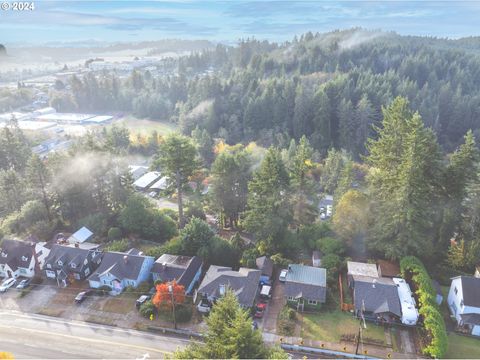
<box><xmin>263</xmin><ymin>278</ymin><xmax>285</xmax><ymax>332</ymax></box>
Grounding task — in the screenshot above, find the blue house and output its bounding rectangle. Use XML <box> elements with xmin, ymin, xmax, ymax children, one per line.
<box><xmin>88</xmin><ymin>249</ymin><xmax>154</xmax><ymax>295</ymax></box>
<box><xmin>151</xmin><ymin>254</ymin><xmax>203</xmax><ymax>295</ymax></box>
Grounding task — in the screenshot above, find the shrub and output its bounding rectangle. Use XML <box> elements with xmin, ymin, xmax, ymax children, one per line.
<box><xmin>278</xmin><ymin>306</ymin><xmax>295</xmax><ymax>336</ymax></box>
<box><xmin>78</xmin><ymin>212</ymin><xmax>109</xmax><ymax>237</ymax></box>
<box><xmin>95</xmin><ymin>285</ymin><xmax>112</xmax><ymax>296</ymax></box>
<box><xmin>136</xmin><ymin>281</ymin><xmax>152</xmax><ymax>294</ymax></box>
<box><xmin>104</xmin><ymin>239</ymin><xmax>130</xmax><ymax>252</ymax></box>
<box><xmin>107</xmin><ymin>227</ymin><xmax>122</xmax><ymax>241</ymax></box>
<box><xmin>175</xmin><ymin>304</ymin><xmax>193</xmax><ymax>323</ymax></box>
<box><xmin>139</xmin><ymin>300</ymin><xmax>156</xmax><ymax>318</ymax></box>
<box><xmin>316</xmin><ymin>237</ymin><xmax>345</xmax><ymax>256</ymax></box>
<box><xmin>400</xmin><ymin>256</ymin><xmax>447</xmax><ymax>358</ymax></box>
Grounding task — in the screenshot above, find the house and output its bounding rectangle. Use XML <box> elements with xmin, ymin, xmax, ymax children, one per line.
<box><xmin>149</xmin><ymin>177</ymin><xmax>170</xmax><ymax>193</ymax></box>
<box><xmin>197</xmin><ymin>266</ymin><xmax>261</xmax><ymax>309</ymax></box>
<box><xmin>133</xmin><ymin>171</ymin><xmax>162</xmax><ymax>191</ymax></box>
<box><xmin>347</xmin><ymin>261</ymin><xmax>379</xmax><ymax>286</ymax></box>
<box><xmin>43</xmin><ymin>245</ymin><xmax>103</xmax><ymax>287</ymax></box>
<box><xmin>377</xmin><ymin>260</ymin><xmax>400</xmax><ymax>278</ymax></box>
<box><xmin>151</xmin><ymin>254</ymin><xmax>202</xmax><ymax>295</ymax></box>
<box><xmin>352</xmin><ymin>275</ymin><xmax>402</xmax><ymax>323</ymax></box>
<box><xmin>128</xmin><ymin>165</ymin><xmax>149</xmax><ymax>181</ymax></box>
<box><xmin>284</xmin><ymin>264</ymin><xmax>327</xmax><ymax>311</ymax></box>
<box><xmin>67</xmin><ymin>227</ymin><xmax>93</xmax><ymax>244</ymax></box>
<box><xmin>312</xmin><ymin>250</ymin><xmax>323</xmax><ymax>267</ymax></box>
<box><xmin>0</xmin><ymin>239</ymin><xmax>36</xmax><ymax>279</ymax></box>
<box><xmin>256</xmin><ymin>256</ymin><xmax>273</xmax><ymax>285</ymax></box>
<box><xmin>88</xmin><ymin>249</ymin><xmax>154</xmax><ymax>295</ymax></box>
<box><xmin>448</xmin><ymin>276</ymin><xmax>480</xmax><ymax>336</ymax></box>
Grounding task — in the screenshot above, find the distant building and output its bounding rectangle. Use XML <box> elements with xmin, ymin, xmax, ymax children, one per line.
<box><xmin>133</xmin><ymin>171</ymin><xmax>162</xmax><ymax>191</ymax></box>
<box><xmin>347</xmin><ymin>261</ymin><xmax>379</xmax><ymax>286</ymax></box>
<box><xmin>128</xmin><ymin>165</ymin><xmax>149</xmax><ymax>181</ymax></box>
<box><xmin>67</xmin><ymin>227</ymin><xmax>94</xmax><ymax>245</ymax></box>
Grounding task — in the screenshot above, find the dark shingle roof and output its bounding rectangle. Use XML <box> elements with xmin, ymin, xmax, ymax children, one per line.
<box><xmin>353</xmin><ymin>276</ymin><xmax>401</xmax><ymax>317</ymax></box>
<box><xmin>44</xmin><ymin>244</ymin><xmax>100</xmax><ymax>272</ymax></box>
<box><xmin>198</xmin><ymin>266</ymin><xmax>261</xmax><ymax>308</ymax></box>
<box><xmin>152</xmin><ymin>254</ymin><xmax>202</xmax><ymax>288</ymax></box>
<box><xmin>285</xmin><ymin>282</ymin><xmax>327</xmax><ymax>302</ymax></box>
<box><xmin>89</xmin><ymin>250</ymin><xmax>151</xmax><ymax>282</ymax></box>
<box><xmin>284</xmin><ymin>264</ymin><xmax>327</xmax><ymax>302</ymax></box>
<box><xmin>256</xmin><ymin>256</ymin><xmax>273</xmax><ymax>277</ymax></box>
<box><xmin>0</xmin><ymin>239</ymin><xmax>34</xmax><ymax>271</ymax></box>
<box><xmin>460</xmin><ymin>276</ymin><xmax>480</xmax><ymax>308</ymax></box>
<box><xmin>460</xmin><ymin>313</ymin><xmax>480</xmax><ymax>326</ymax></box>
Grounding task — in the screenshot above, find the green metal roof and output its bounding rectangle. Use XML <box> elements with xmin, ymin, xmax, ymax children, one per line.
<box><xmin>286</xmin><ymin>264</ymin><xmax>326</xmax><ymax>287</ymax></box>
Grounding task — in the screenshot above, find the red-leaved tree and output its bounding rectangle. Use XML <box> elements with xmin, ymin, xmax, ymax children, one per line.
<box><xmin>152</xmin><ymin>281</ymin><xmax>185</xmax><ymax>308</ymax></box>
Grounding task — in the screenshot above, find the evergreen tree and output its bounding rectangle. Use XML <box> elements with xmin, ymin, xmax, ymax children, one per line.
<box><xmin>154</xmin><ymin>134</ymin><xmax>199</xmax><ymax>228</ymax></box>
<box><xmin>244</xmin><ymin>147</ymin><xmax>291</xmax><ymax>253</ymax></box>
<box><xmin>366</xmin><ymin>97</ymin><xmax>443</xmax><ymax>259</ymax></box>
<box><xmin>26</xmin><ymin>155</ymin><xmax>52</xmax><ymax>221</ymax></box>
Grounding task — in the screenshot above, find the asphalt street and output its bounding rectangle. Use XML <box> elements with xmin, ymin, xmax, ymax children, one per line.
<box><xmin>0</xmin><ymin>310</ymin><xmax>189</xmax><ymax>359</ymax></box>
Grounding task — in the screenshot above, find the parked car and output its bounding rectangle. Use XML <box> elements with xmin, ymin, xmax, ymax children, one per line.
<box><xmin>0</xmin><ymin>278</ymin><xmax>16</xmax><ymax>292</ymax></box>
<box><xmin>136</xmin><ymin>294</ymin><xmax>151</xmax><ymax>309</ymax></box>
<box><xmin>16</xmin><ymin>279</ymin><xmax>31</xmax><ymax>289</ymax></box>
<box><xmin>197</xmin><ymin>298</ymin><xmax>212</xmax><ymax>314</ymax></box>
<box><xmin>254</xmin><ymin>302</ymin><xmax>267</xmax><ymax>318</ymax></box>
<box><xmin>74</xmin><ymin>290</ymin><xmax>92</xmax><ymax>304</ymax></box>
<box><xmin>279</xmin><ymin>269</ymin><xmax>288</xmax><ymax>282</ymax></box>
<box><xmin>260</xmin><ymin>285</ymin><xmax>272</xmax><ymax>300</ymax></box>
<box><xmin>259</xmin><ymin>278</ymin><xmax>272</xmax><ymax>286</ymax></box>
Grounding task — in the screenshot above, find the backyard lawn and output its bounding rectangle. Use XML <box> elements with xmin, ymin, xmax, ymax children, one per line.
<box><xmin>301</xmin><ymin>310</ymin><xmax>386</xmax><ymax>345</ymax></box>
<box><xmin>115</xmin><ymin>116</ymin><xmax>177</xmax><ymax>136</ymax></box>
<box><xmin>445</xmin><ymin>333</ymin><xmax>480</xmax><ymax>359</ymax></box>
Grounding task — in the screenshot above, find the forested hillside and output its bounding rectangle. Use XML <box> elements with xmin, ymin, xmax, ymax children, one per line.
<box><xmin>57</xmin><ymin>29</ymin><xmax>480</xmax><ymax>157</ymax></box>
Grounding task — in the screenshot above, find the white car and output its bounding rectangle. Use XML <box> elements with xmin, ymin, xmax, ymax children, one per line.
<box><xmin>279</xmin><ymin>269</ymin><xmax>288</xmax><ymax>282</ymax></box>
<box><xmin>197</xmin><ymin>299</ymin><xmax>212</xmax><ymax>314</ymax></box>
<box><xmin>0</xmin><ymin>278</ymin><xmax>16</xmax><ymax>292</ymax></box>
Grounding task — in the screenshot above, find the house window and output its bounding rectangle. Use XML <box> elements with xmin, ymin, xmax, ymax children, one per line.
<box><xmin>451</xmin><ymin>302</ymin><xmax>457</xmax><ymax>316</ymax></box>
<box><xmin>85</xmin><ymin>268</ymin><xmax>90</xmax><ymax>276</ymax></box>
<box><xmin>57</xmin><ymin>260</ymin><xmax>63</xmax><ymax>266</ymax></box>
<box><xmin>46</xmin><ymin>263</ymin><xmax>51</xmax><ymax>269</ymax></box>
<box><xmin>308</xmin><ymin>299</ymin><xmax>317</xmax><ymax>305</ymax></box>
<box><xmin>287</xmin><ymin>296</ymin><xmax>295</xmax><ymax>301</ymax></box>
<box><xmin>71</xmin><ymin>263</ymin><xmax>76</xmax><ymax>269</ymax></box>
<box><xmin>19</xmin><ymin>268</ymin><xmax>26</xmax><ymax>274</ymax></box>
<box><xmin>454</xmin><ymin>287</ymin><xmax>458</xmax><ymax>295</ymax></box>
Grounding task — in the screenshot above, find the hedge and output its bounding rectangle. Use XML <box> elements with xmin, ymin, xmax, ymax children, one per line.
<box><xmin>400</xmin><ymin>256</ymin><xmax>447</xmax><ymax>358</ymax></box>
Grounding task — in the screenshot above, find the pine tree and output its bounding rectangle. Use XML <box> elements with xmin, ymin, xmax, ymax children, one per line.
<box><xmin>244</xmin><ymin>147</ymin><xmax>291</xmax><ymax>253</ymax></box>
<box><xmin>366</xmin><ymin>97</ymin><xmax>443</xmax><ymax>259</ymax></box>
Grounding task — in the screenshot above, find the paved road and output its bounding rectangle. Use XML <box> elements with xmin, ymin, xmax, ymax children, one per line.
<box><xmin>0</xmin><ymin>310</ymin><xmax>189</xmax><ymax>359</ymax></box>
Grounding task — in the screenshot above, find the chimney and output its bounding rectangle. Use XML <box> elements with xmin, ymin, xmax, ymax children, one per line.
<box><xmin>74</xmin><ymin>243</ymin><xmax>79</xmax><ymax>248</ymax></box>
<box><xmin>372</xmin><ymin>279</ymin><xmax>377</xmax><ymax>288</ymax></box>
<box><xmin>123</xmin><ymin>255</ymin><xmax>128</xmax><ymax>264</ymax></box>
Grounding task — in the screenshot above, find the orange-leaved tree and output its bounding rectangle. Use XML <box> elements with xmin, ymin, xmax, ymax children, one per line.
<box><xmin>152</xmin><ymin>281</ymin><xmax>185</xmax><ymax>308</ymax></box>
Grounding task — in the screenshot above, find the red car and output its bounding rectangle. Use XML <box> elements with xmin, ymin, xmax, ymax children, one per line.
<box><xmin>254</xmin><ymin>302</ymin><xmax>267</xmax><ymax>318</ymax></box>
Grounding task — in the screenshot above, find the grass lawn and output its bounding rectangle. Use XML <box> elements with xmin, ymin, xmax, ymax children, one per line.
<box><xmin>115</xmin><ymin>116</ymin><xmax>177</xmax><ymax>137</ymax></box>
<box><xmin>445</xmin><ymin>333</ymin><xmax>480</xmax><ymax>359</ymax></box>
<box><xmin>301</xmin><ymin>310</ymin><xmax>386</xmax><ymax>345</ymax></box>
<box><xmin>98</xmin><ymin>295</ymin><xmax>135</xmax><ymax>314</ymax></box>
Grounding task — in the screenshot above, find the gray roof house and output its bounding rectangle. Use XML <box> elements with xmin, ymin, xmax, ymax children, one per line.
<box><xmin>88</xmin><ymin>249</ymin><xmax>154</xmax><ymax>295</ymax></box>
<box><xmin>284</xmin><ymin>264</ymin><xmax>327</xmax><ymax>311</ymax></box>
<box><xmin>352</xmin><ymin>275</ymin><xmax>402</xmax><ymax>322</ymax></box>
<box><xmin>151</xmin><ymin>254</ymin><xmax>203</xmax><ymax>295</ymax></box>
<box><xmin>347</xmin><ymin>261</ymin><xmax>379</xmax><ymax>287</ymax></box>
<box><xmin>448</xmin><ymin>276</ymin><xmax>480</xmax><ymax>336</ymax></box>
<box><xmin>44</xmin><ymin>244</ymin><xmax>103</xmax><ymax>287</ymax></box>
<box><xmin>256</xmin><ymin>256</ymin><xmax>273</xmax><ymax>283</ymax></box>
<box><xmin>197</xmin><ymin>266</ymin><xmax>261</xmax><ymax>308</ymax></box>
<box><xmin>0</xmin><ymin>239</ymin><xmax>36</xmax><ymax>279</ymax></box>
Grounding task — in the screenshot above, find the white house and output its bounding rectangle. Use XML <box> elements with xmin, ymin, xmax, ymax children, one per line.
<box><xmin>88</xmin><ymin>249</ymin><xmax>154</xmax><ymax>295</ymax></box>
<box><xmin>0</xmin><ymin>240</ymin><xmax>36</xmax><ymax>279</ymax></box>
<box><xmin>448</xmin><ymin>276</ymin><xmax>480</xmax><ymax>336</ymax></box>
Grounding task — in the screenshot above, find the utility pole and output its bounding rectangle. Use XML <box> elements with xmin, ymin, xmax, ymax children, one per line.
<box><xmin>355</xmin><ymin>299</ymin><xmax>366</xmax><ymax>355</ymax></box>
<box><xmin>168</xmin><ymin>283</ymin><xmax>177</xmax><ymax>329</ymax></box>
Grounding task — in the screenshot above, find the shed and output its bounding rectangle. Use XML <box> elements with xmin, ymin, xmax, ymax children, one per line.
<box><xmin>312</xmin><ymin>250</ymin><xmax>323</xmax><ymax>267</ymax></box>
<box><xmin>67</xmin><ymin>227</ymin><xmax>93</xmax><ymax>244</ymax></box>
<box><xmin>377</xmin><ymin>260</ymin><xmax>401</xmax><ymax>278</ymax></box>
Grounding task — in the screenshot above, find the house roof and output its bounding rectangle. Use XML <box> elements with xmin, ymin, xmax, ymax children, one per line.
<box><xmin>459</xmin><ymin>276</ymin><xmax>480</xmax><ymax>308</ymax></box>
<box><xmin>128</xmin><ymin>165</ymin><xmax>148</xmax><ymax>180</ymax></box>
<box><xmin>347</xmin><ymin>261</ymin><xmax>379</xmax><ymax>278</ymax></box>
<box><xmin>150</xmin><ymin>176</ymin><xmax>169</xmax><ymax>190</ymax></box>
<box><xmin>256</xmin><ymin>256</ymin><xmax>273</xmax><ymax>277</ymax></box>
<box><xmin>89</xmin><ymin>249</ymin><xmax>153</xmax><ymax>283</ymax></box>
<box><xmin>284</xmin><ymin>264</ymin><xmax>327</xmax><ymax>302</ymax></box>
<box><xmin>286</xmin><ymin>264</ymin><xmax>327</xmax><ymax>287</ymax></box>
<box><xmin>151</xmin><ymin>254</ymin><xmax>202</xmax><ymax>288</ymax></box>
<box><xmin>460</xmin><ymin>313</ymin><xmax>480</xmax><ymax>326</ymax></box>
<box><xmin>353</xmin><ymin>275</ymin><xmax>401</xmax><ymax>317</ymax></box>
<box><xmin>68</xmin><ymin>227</ymin><xmax>93</xmax><ymax>244</ymax></box>
<box><xmin>0</xmin><ymin>239</ymin><xmax>34</xmax><ymax>271</ymax></box>
<box><xmin>44</xmin><ymin>244</ymin><xmax>101</xmax><ymax>272</ymax></box>
<box><xmin>377</xmin><ymin>260</ymin><xmax>400</xmax><ymax>278</ymax></box>
<box><xmin>133</xmin><ymin>171</ymin><xmax>161</xmax><ymax>189</ymax></box>
<box><xmin>198</xmin><ymin>266</ymin><xmax>261</xmax><ymax>308</ymax></box>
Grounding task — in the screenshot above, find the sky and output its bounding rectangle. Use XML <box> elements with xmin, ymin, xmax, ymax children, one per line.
<box><xmin>1</xmin><ymin>1</ymin><xmax>480</xmax><ymax>46</ymax></box>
